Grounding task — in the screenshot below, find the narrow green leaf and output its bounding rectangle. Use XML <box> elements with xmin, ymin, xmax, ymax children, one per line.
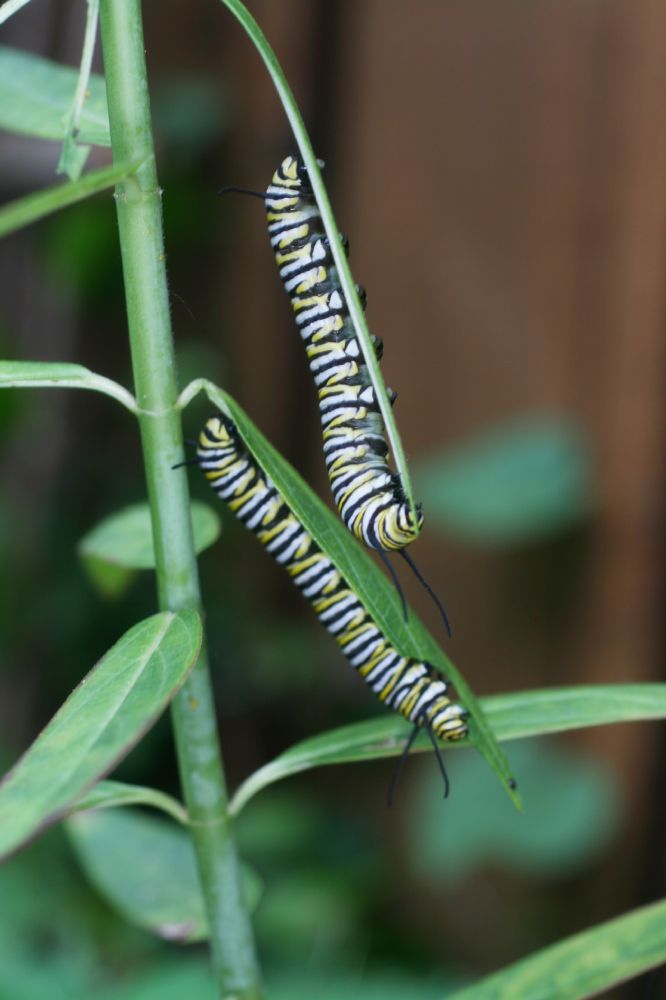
<box><xmin>0</xmin><ymin>159</ymin><xmax>142</xmax><ymax>239</ymax></box>
<box><xmin>181</xmin><ymin>381</ymin><xmax>517</xmax><ymax>807</ymax></box>
<box><xmin>476</xmin><ymin>683</ymin><xmax>666</xmax><ymax>740</ymax></box>
<box><xmin>416</xmin><ymin>418</ymin><xmax>594</xmax><ymax>545</ymax></box>
<box><xmin>450</xmin><ymin>897</ymin><xmax>666</xmax><ymax>1000</ymax></box>
<box><xmin>229</xmin><ymin>684</ymin><xmax>666</xmax><ymax>814</ymax></box>
<box><xmin>0</xmin><ymin>360</ymin><xmax>138</xmax><ymax>412</ymax></box>
<box><xmin>0</xmin><ymin>610</ymin><xmax>202</xmax><ymax>860</ymax></box>
<box><xmin>0</xmin><ymin>44</ymin><xmax>109</xmax><ymax>144</ymax></box>
<box><xmin>215</xmin><ymin>0</ymin><xmax>420</xmax><ymax>529</ymax></box>
<box><xmin>66</xmin><ymin>808</ymin><xmax>262</xmax><ymax>942</ymax></box>
<box><xmin>230</xmin><ymin>718</ymin><xmax>414</xmax><ymax>816</ymax></box>
<box><xmin>78</xmin><ymin>501</ymin><xmax>221</xmax><ymax>571</ymax></box>
<box><xmin>71</xmin><ymin>779</ymin><xmax>189</xmax><ymax>825</ymax></box>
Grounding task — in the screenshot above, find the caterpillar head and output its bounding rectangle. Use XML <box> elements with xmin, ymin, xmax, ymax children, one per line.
<box><xmin>280</xmin><ymin>153</ymin><xmax>325</xmax><ymax>192</ymax></box>
<box><xmin>199</xmin><ymin>413</ymin><xmax>235</xmax><ymax>451</ymax></box>
<box><xmin>429</xmin><ymin>699</ymin><xmax>469</xmax><ymax>742</ymax></box>
<box><xmin>399</xmin><ymin>501</ymin><xmax>424</xmax><ymax>536</ymax></box>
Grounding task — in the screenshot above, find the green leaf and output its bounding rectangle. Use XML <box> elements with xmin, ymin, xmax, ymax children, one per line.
<box><xmin>186</xmin><ymin>383</ymin><xmax>518</xmax><ymax>807</ymax></box>
<box><xmin>480</xmin><ymin>683</ymin><xmax>666</xmax><ymax>739</ymax></box>
<box><xmin>66</xmin><ymin>807</ymin><xmax>262</xmax><ymax>942</ymax></box>
<box><xmin>0</xmin><ymin>360</ymin><xmax>138</xmax><ymax>412</ymax></box>
<box><xmin>0</xmin><ymin>610</ymin><xmax>202</xmax><ymax>860</ymax></box>
<box><xmin>451</xmin><ymin>897</ymin><xmax>666</xmax><ymax>1000</ymax></box>
<box><xmin>71</xmin><ymin>779</ymin><xmax>188</xmax><ymax>825</ymax></box>
<box><xmin>229</xmin><ymin>683</ymin><xmax>666</xmax><ymax>814</ymax></box>
<box><xmin>0</xmin><ymin>44</ymin><xmax>110</xmax><ymax>145</ymax></box>
<box><xmin>0</xmin><ymin>160</ymin><xmax>141</xmax><ymax>239</ymax></box>
<box><xmin>416</xmin><ymin>418</ymin><xmax>593</xmax><ymax>544</ymax></box>
<box><xmin>78</xmin><ymin>501</ymin><xmax>221</xmax><ymax>573</ymax></box>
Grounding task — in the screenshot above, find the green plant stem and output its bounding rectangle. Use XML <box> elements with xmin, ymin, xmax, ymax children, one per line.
<box><xmin>98</xmin><ymin>3</ymin><xmax>261</xmax><ymax>997</ymax></box>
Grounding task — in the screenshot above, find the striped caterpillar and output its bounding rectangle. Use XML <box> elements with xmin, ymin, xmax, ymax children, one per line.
<box><xmin>197</xmin><ymin>412</ymin><xmax>468</xmax><ymax>796</ymax></box>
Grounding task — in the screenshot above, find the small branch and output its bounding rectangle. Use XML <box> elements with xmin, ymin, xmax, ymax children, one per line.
<box><xmin>0</xmin><ymin>160</ymin><xmax>143</xmax><ymax>239</ymax></box>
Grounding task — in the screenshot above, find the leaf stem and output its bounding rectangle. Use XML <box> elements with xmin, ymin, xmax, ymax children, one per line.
<box><xmin>0</xmin><ymin>160</ymin><xmax>142</xmax><ymax>239</ymax></box>
<box><xmin>217</xmin><ymin>0</ymin><xmax>420</xmax><ymax>528</ymax></box>
<box><xmin>98</xmin><ymin>2</ymin><xmax>261</xmax><ymax>996</ymax></box>
<box><xmin>0</xmin><ymin>0</ymin><xmax>32</xmax><ymax>26</ymax></box>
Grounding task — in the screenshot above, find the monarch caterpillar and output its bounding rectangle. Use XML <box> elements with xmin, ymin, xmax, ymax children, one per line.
<box><xmin>221</xmin><ymin>155</ymin><xmax>451</xmax><ymax>634</ymax></box>
<box><xmin>197</xmin><ymin>412</ymin><xmax>468</xmax><ymax>796</ymax></box>
<box><xmin>265</xmin><ymin>155</ymin><xmax>420</xmax><ymax>552</ymax></box>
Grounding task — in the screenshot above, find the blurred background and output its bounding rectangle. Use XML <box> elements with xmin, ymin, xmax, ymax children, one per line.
<box><xmin>1</xmin><ymin>1</ymin><xmax>665</xmax><ymax>997</ymax></box>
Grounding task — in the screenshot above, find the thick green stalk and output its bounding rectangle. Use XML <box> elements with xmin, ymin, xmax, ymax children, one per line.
<box><xmin>98</xmin><ymin>2</ymin><xmax>261</xmax><ymax>996</ymax></box>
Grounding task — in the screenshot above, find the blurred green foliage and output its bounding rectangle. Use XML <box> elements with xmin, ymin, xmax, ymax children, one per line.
<box><xmin>0</xmin><ymin>44</ymin><xmax>109</xmax><ymax>145</ymax></box>
<box><xmin>152</xmin><ymin>76</ymin><xmax>232</xmax><ymax>168</ymax></box>
<box><xmin>0</xmin><ymin>829</ymin><xmax>161</xmax><ymax>1000</ymax></box>
<box><xmin>408</xmin><ymin>739</ymin><xmax>619</xmax><ymax>884</ymax></box>
<box><xmin>66</xmin><ymin>807</ymin><xmax>261</xmax><ymax>942</ymax></box>
<box><xmin>416</xmin><ymin>418</ymin><xmax>594</xmax><ymax>545</ymax></box>
<box><xmin>40</xmin><ymin>198</ymin><xmax>123</xmax><ymax>307</ymax></box>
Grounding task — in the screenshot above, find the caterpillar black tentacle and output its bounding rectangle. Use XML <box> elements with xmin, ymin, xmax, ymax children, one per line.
<box><xmin>399</xmin><ymin>549</ymin><xmax>452</xmax><ymax>639</ymax></box>
<box><xmin>377</xmin><ymin>547</ymin><xmax>409</xmax><ymax>624</ymax></box>
<box><xmin>197</xmin><ymin>412</ymin><xmax>468</xmax><ymax>790</ymax></box>
<box><xmin>218</xmin><ymin>185</ymin><xmax>265</xmax><ymax>199</ymax></box>
<box><xmin>387</xmin><ymin>720</ymin><xmax>422</xmax><ymax>809</ymax></box>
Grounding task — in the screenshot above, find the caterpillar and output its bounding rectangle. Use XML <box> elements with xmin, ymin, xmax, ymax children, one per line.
<box><xmin>265</xmin><ymin>155</ymin><xmax>420</xmax><ymax>552</ymax></box>
<box><xmin>221</xmin><ymin>154</ymin><xmax>451</xmax><ymax>635</ymax></box>
<box><xmin>197</xmin><ymin>412</ymin><xmax>468</xmax><ymax>796</ymax></box>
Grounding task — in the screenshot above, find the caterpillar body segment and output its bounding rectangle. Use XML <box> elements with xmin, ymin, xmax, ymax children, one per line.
<box><xmin>197</xmin><ymin>413</ymin><xmax>467</xmax><ymax>744</ymax></box>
